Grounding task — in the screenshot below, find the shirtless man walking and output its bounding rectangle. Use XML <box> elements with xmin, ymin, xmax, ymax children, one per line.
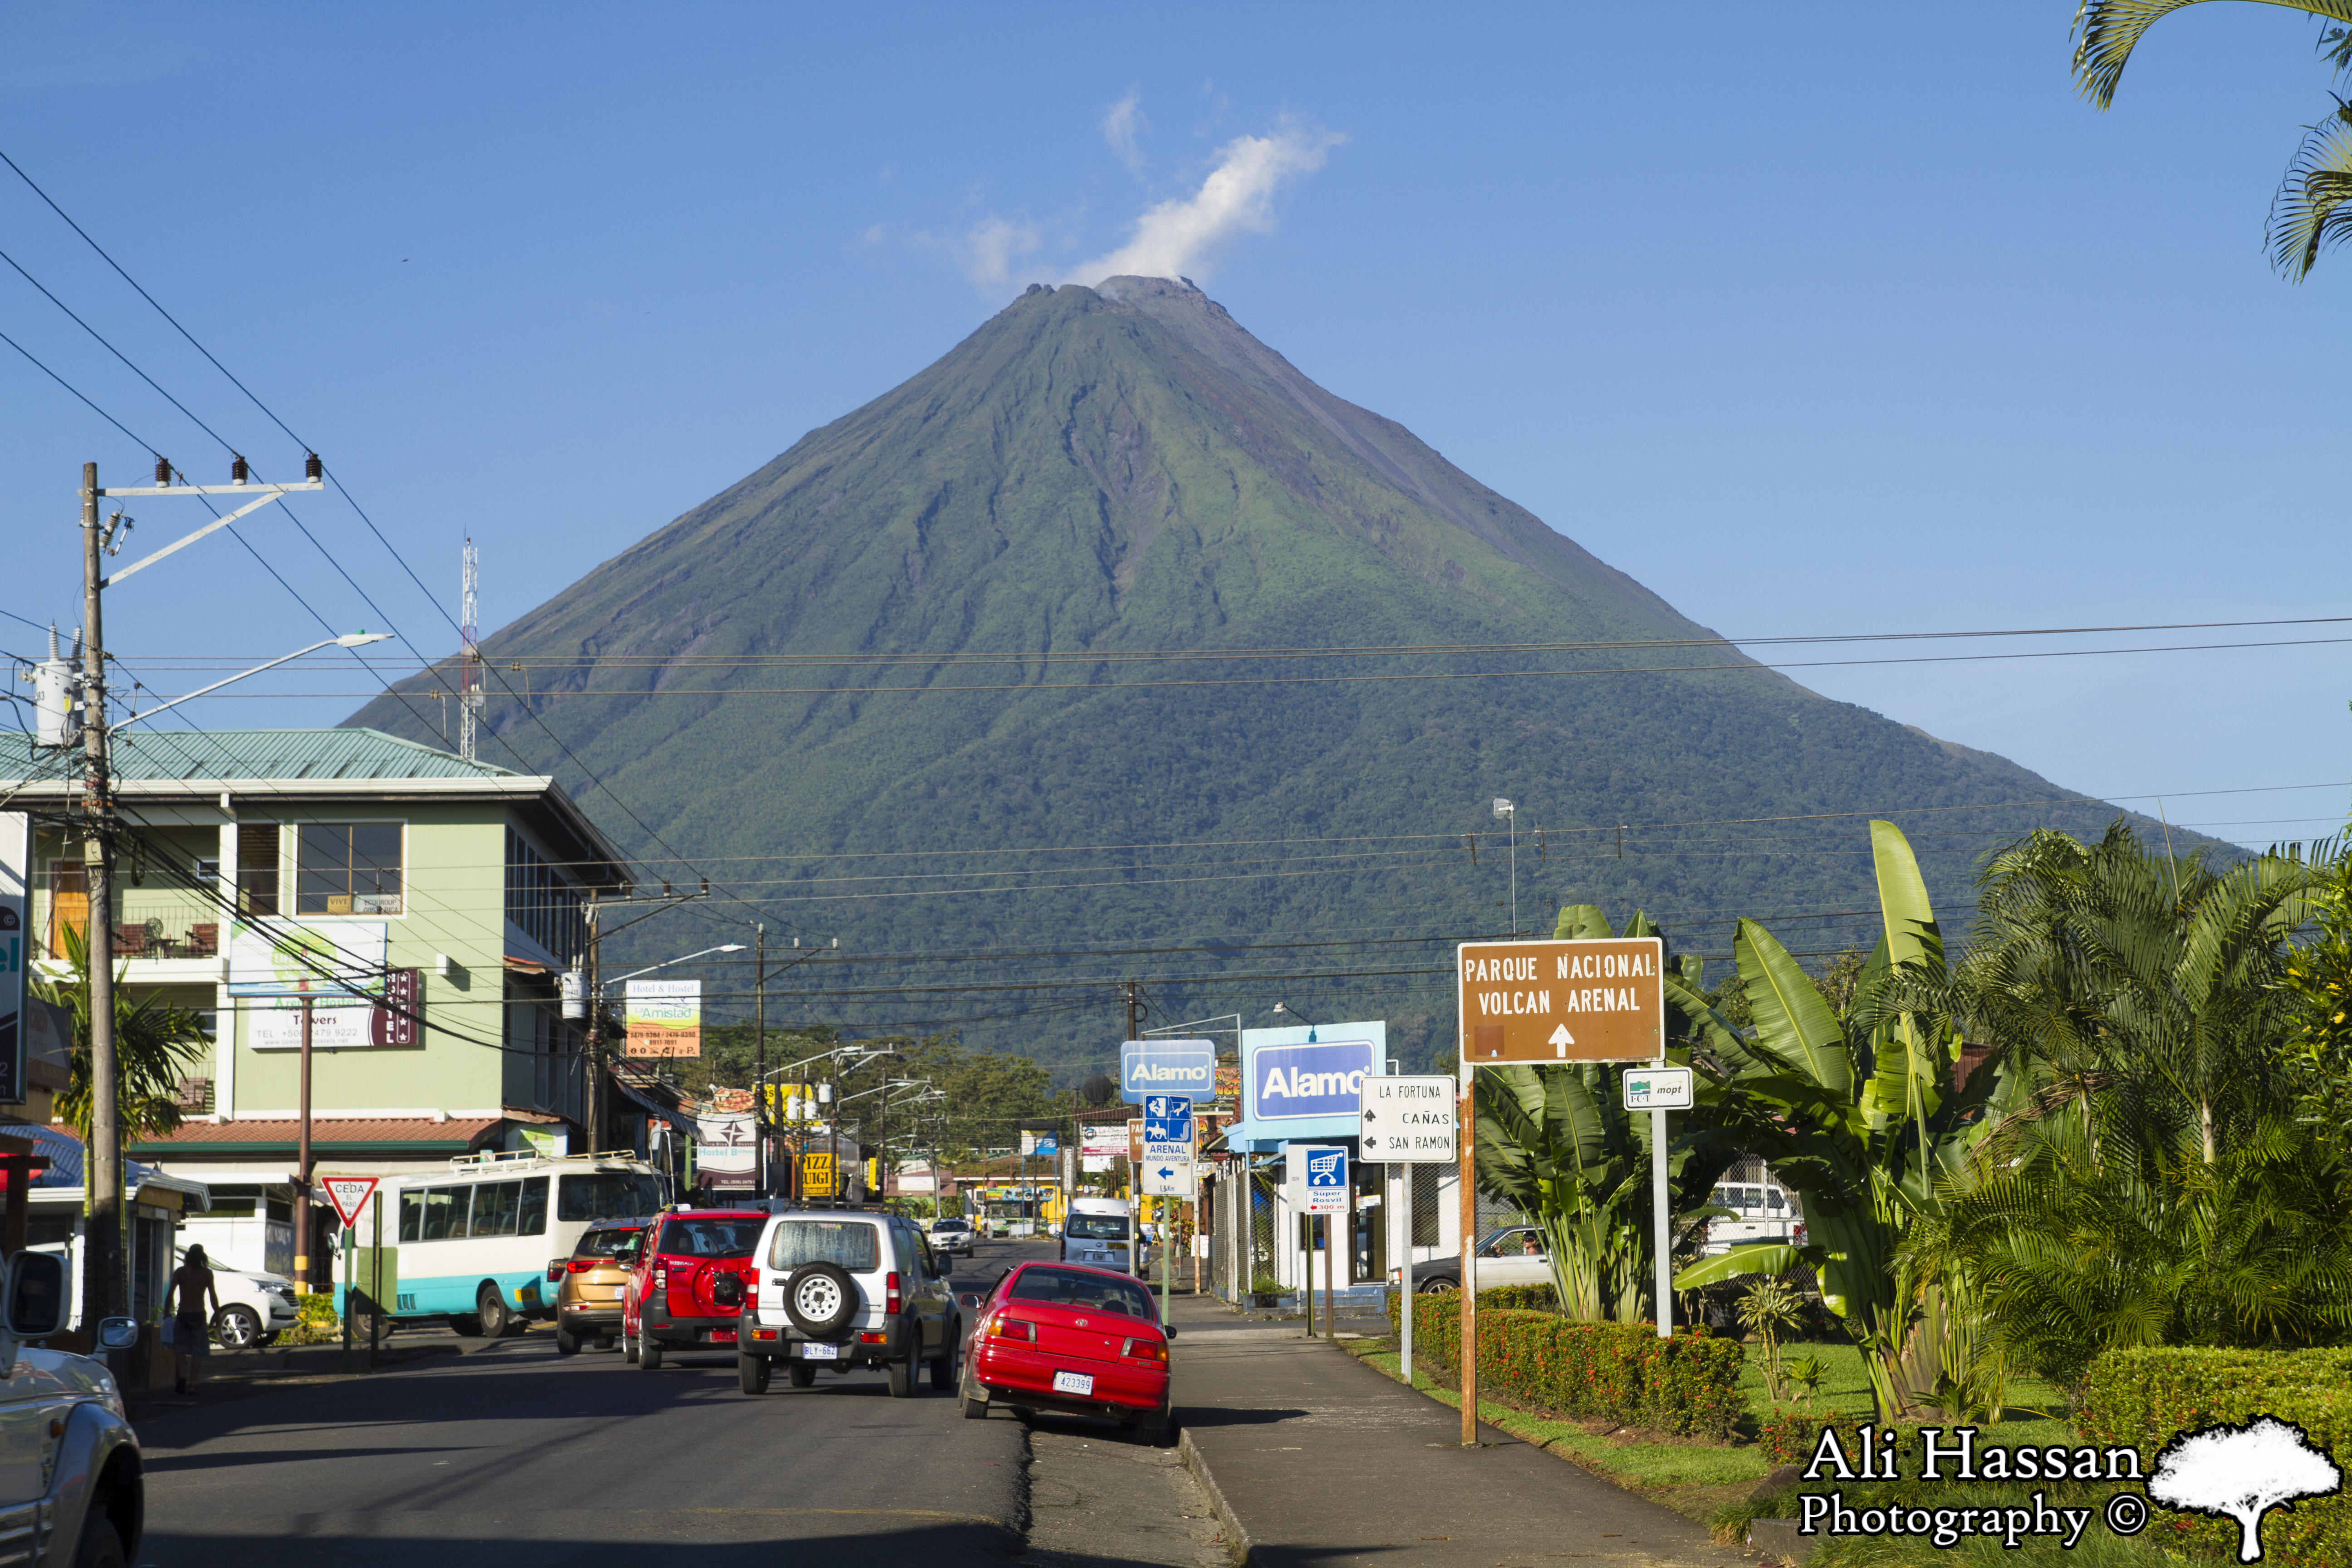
<box><xmin>165</xmin><ymin>1245</ymin><xmax>223</xmax><ymax>1396</ymax></box>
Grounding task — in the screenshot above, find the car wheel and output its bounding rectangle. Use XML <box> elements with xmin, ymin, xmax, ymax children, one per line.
<box><xmin>637</xmin><ymin>1324</ymin><xmax>664</xmax><ymax>1371</ymax></box>
<box><xmin>623</xmin><ymin>1332</ymin><xmax>639</xmax><ymax>1364</ymax></box>
<box><xmin>928</xmin><ymin>1329</ymin><xmax>957</xmax><ymax>1391</ymax></box>
<box><xmin>1417</xmin><ymin>1276</ymin><xmax>1459</xmax><ymax>1295</ymax></box>
<box><xmin>885</xmin><ymin>1338</ymin><xmax>916</xmax><ymax>1399</ymax></box>
<box><xmin>72</xmin><ymin>1514</ymin><xmax>124</xmax><ymax>1568</ymax></box>
<box><xmin>555</xmin><ymin>1326</ymin><xmax>580</xmax><ymax>1356</ymax></box>
<box><xmin>212</xmin><ymin>1304</ymin><xmax>264</xmax><ymax>1350</ymax></box>
<box><xmin>787</xmin><ymin>1362</ymin><xmax>816</xmax><ymax>1387</ymax></box>
<box><xmin>958</xmin><ymin>1361</ymin><xmax>989</xmax><ymax>1421</ymax></box>
<box><xmin>476</xmin><ymin>1284</ymin><xmax>512</xmax><ymax>1339</ymax></box>
<box><xmin>738</xmin><ymin>1352</ymin><xmax>771</xmax><ymax>1395</ymax></box>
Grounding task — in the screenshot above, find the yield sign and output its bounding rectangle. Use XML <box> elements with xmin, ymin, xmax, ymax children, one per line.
<box><xmin>320</xmin><ymin>1175</ymin><xmax>380</xmax><ymax>1229</ymax></box>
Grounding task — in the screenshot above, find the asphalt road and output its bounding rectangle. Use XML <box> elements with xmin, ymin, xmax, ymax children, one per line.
<box><xmin>136</xmin><ymin>1237</ymin><xmax>1188</xmax><ymax>1568</ymax></box>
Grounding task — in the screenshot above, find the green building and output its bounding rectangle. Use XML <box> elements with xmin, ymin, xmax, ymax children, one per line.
<box><xmin>4</xmin><ymin>728</ymin><xmax>629</xmax><ymax>1279</ymax></box>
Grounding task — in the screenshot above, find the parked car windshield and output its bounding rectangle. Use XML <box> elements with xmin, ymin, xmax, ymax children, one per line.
<box><xmin>768</xmin><ymin>1219</ymin><xmax>881</xmax><ymax>1272</ymax></box>
<box><xmin>1007</xmin><ymin>1265</ymin><xmax>1156</xmax><ymax>1322</ymax></box>
<box><xmin>655</xmin><ymin>1218</ymin><xmax>765</xmax><ymax>1258</ymax></box>
<box><xmin>1066</xmin><ymin>1214</ymin><xmax>1130</xmax><ymax>1241</ymax></box>
<box><xmin>932</xmin><ymin>1220</ymin><xmax>970</xmax><ymax>1232</ymax></box>
<box><xmin>558</xmin><ymin>1171</ymin><xmax>665</xmax><ymax>1222</ymax></box>
<box><xmin>573</xmin><ymin>1226</ymin><xmax>644</xmax><ymax>1259</ymax></box>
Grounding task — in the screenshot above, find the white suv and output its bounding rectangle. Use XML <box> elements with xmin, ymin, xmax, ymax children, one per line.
<box><xmin>735</xmin><ymin>1210</ymin><xmax>960</xmax><ymax>1398</ymax></box>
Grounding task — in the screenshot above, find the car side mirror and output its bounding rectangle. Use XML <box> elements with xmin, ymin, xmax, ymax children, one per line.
<box><xmin>1</xmin><ymin>1250</ymin><xmax>69</xmax><ymax>1339</ymax></box>
<box><xmin>957</xmin><ymin>1293</ymin><xmax>984</xmax><ymax>1310</ymax></box>
<box><xmin>96</xmin><ymin>1318</ymin><xmax>140</xmax><ymax>1352</ymax></box>
<box><xmin>1163</xmin><ymin>1323</ymin><xmax>1178</xmax><ymax>1339</ymax></box>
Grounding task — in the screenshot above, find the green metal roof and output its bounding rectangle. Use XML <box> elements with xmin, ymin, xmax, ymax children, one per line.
<box><xmin>6</xmin><ymin>728</ymin><xmax>521</xmax><ymax>783</ymax></box>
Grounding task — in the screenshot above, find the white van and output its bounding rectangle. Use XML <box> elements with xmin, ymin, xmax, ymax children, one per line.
<box><xmin>336</xmin><ymin>1151</ymin><xmax>664</xmax><ymax>1335</ymax></box>
<box><xmin>1702</xmin><ymin>1176</ymin><xmax>1805</xmax><ymax>1254</ymax></box>
<box><xmin>1060</xmin><ymin>1196</ymin><xmax>1144</xmax><ymax>1276</ymax></box>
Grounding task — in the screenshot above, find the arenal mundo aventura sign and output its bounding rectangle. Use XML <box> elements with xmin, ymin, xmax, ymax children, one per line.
<box><xmin>1456</xmin><ymin>937</ymin><xmax>1663</xmax><ymax>1064</ymax></box>
<box><xmin>1119</xmin><ymin>1039</ymin><xmax>1214</xmax><ymax>1103</ymax></box>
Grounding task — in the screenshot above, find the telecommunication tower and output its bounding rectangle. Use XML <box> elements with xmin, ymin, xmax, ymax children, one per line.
<box><xmin>459</xmin><ymin>536</ymin><xmax>483</xmax><ymax>761</ymax></box>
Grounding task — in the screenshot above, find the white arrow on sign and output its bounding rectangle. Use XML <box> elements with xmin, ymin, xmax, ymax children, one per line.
<box><xmin>1547</xmin><ymin>1024</ymin><xmax>1576</xmax><ymax>1057</ymax></box>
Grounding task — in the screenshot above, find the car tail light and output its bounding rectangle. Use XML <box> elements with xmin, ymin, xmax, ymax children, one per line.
<box><xmin>751</xmin><ymin>1327</ymin><xmax>778</xmax><ymax>1341</ymax></box>
<box><xmin>886</xmin><ymin>1271</ymin><xmax>901</xmax><ymax>1314</ymax></box>
<box><xmin>546</xmin><ymin>1260</ymin><xmax>565</xmax><ymax>1283</ymax></box>
<box><xmin>566</xmin><ymin>1259</ymin><xmax>597</xmax><ymax>1274</ymax></box>
<box><xmin>1120</xmin><ymin>1336</ymin><xmax>1168</xmax><ymax>1363</ymax></box>
<box><xmin>654</xmin><ymin>1264</ymin><xmax>668</xmax><ymax>1292</ymax></box>
<box><xmin>858</xmin><ymin>1332</ymin><xmax>886</xmax><ymax>1344</ymax></box>
<box><xmin>988</xmin><ymin>1317</ymin><xmax>1036</xmax><ymax>1343</ymax></box>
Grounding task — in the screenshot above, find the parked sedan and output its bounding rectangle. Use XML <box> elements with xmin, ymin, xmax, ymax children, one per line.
<box><xmin>958</xmin><ymin>1261</ymin><xmax>1173</xmax><ymax>1440</ymax></box>
<box><xmin>1396</xmin><ymin>1225</ymin><xmax>1553</xmax><ymax>1294</ymax></box>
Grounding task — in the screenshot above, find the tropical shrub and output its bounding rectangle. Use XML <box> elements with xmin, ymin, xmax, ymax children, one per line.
<box><xmin>1758</xmin><ymin>1404</ymin><xmax>1827</xmax><ymax>1464</ymax></box>
<box><xmin>1388</xmin><ymin>1293</ymin><xmax>1745</xmax><ymax>1439</ymax></box>
<box><xmin>2079</xmin><ymin>1346</ymin><xmax>2352</xmax><ymax>1566</ymax></box>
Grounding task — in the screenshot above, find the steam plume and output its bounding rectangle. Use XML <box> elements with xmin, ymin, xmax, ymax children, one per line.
<box><xmin>1067</xmin><ymin>122</ymin><xmax>1341</xmax><ymax>285</ymax></box>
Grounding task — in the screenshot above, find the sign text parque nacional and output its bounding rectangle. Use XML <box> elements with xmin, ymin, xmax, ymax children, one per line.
<box><xmin>1457</xmin><ymin>937</ymin><xmax>1664</xmax><ymax>1064</ymax></box>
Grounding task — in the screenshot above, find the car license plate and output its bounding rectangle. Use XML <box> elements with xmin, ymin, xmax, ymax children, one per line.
<box><xmin>801</xmin><ymin>1341</ymin><xmax>840</xmax><ymax>1361</ymax></box>
<box><xmin>1053</xmin><ymin>1370</ymin><xmax>1094</xmax><ymax>1396</ymax></box>
<box><xmin>711</xmin><ymin>1329</ymin><xmax>736</xmax><ymax>1344</ymax></box>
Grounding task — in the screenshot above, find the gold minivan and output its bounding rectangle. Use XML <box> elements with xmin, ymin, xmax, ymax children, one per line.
<box><xmin>553</xmin><ymin>1217</ymin><xmax>645</xmax><ymax>1355</ymax></box>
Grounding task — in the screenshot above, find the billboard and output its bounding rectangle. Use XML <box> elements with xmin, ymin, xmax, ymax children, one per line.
<box><xmin>226</xmin><ymin>921</ymin><xmax>389</xmax><ymax>998</ymax></box>
<box><xmin>624</xmin><ymin>979</ymin><xmax>701</xmax><ymax>1058</ymax></box>
<box><xmin>1079</xmin><ymin>1124</ymin><xmax>1127</xmax><ymax>1158</ymax></box>
<box><xmin>696</xmin><ymin>1110</ymin><xmax>757</xmax><ymax>1188</ymax></box>
<box><xmin>1119</xmin><ymin>1038</ymin><xmax>1215</xmax><ymax>1103</ymax></box>
<box><xmin>246</xmin><ymin>968</ymin><xmax>421</xmax><ymax>1049</ymax></box>
<box><xmin>1229</xmin><ymin>1021</ymin><xmax>1387</xmax><ymax>1150</ymax></box>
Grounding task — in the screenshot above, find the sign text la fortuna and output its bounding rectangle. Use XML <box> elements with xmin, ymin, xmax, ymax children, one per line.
<box><xmin>1457</xmin><ymin>936</ymin><xmax>1664</xmax><ymax>1064</ymax></box>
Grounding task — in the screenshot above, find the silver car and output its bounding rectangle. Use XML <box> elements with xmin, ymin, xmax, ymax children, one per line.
<box><xmin>928</xmin><ymin>1219</ymin><xmax>975</xmax><ymax>1256</ymax></box>
<box><xmin>0</xmin><ymin>1251</ymin><xmax>144</xmax><ymax>1568</ymax></box>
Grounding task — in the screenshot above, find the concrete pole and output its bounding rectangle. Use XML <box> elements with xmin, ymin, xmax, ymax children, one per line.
<box><xmin>294</xmin><ymin>997</ymin><xmax>313</xmax><ymax>1289</ymax></box>
<box><xmin>1652</xmin><ymin>1052</ymin><xmax>1671</xmax><ymax>1339</ymax></box>
<box><xmin>1458</xmin><ymin>1066</ymin><xmax>1477</xmax><ymax>1446</ymax></box>
<box><xmin>81</xmin><ymin>461</ymin><xmax>124</xmax><ymax>1334</ymax></box>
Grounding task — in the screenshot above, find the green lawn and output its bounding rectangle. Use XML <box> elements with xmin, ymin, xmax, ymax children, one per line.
<box><xmin>1737</xmin><ymin>1339</ymin><xmax>2073</xmax><ymax>1427</ymax></box>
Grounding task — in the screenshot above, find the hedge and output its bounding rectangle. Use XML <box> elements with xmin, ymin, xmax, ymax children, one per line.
<box><xmin>2078</xmin><ymin>1347</ymin><xmax>2352</xmax><ymax>1567</ymax></box>
<box><xmin>1384</xmin><ymin>1290</ymin><xmax>1745</xmax><ymax>1439</ymax></box>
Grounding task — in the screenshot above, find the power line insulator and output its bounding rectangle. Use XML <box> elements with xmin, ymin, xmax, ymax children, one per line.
<box><xmin>154</xmin><ymin>455</ymin><xmax>171</xmax><ymax>485</ymax></box>
<box><xmin>304</xmin><ymin>451</ymin><xmax>322</xmax><ymax>481</ymax></box>
<box><xmin>231</xmin><ymin>454</ymin><xmax>248</xmax><ymax>484</ymax></box>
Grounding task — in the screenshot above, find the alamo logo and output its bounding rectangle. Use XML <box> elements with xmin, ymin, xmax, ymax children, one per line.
<box><xmin>1786</xmin><ymin>1418</ymin><xmax>2344</xmax><ymax>1558</ymax></box>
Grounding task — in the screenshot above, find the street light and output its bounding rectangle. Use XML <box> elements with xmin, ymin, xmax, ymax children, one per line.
<box><xmin>1493</xmin><ymin>797</ymin><xmax>1517</xmax><ymax>935</ymax></box>
<box><xmin>109</xmin><ymin>632</ymin><xmax>393</xmax><ymax>734</ymax></box>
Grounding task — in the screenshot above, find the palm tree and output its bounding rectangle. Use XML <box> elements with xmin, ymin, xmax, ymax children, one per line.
<box><xmin>30</xmin><ymin>924</ymin><xmax>211</xmax><ymax>1143</ymax></box>
<box><xmin>2073</xmin><ymin>0</ymin><xmax>2352</xmax><ymax>279</ymax></box>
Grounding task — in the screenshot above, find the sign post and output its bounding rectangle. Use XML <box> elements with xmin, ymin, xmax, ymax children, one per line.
<box><xmin>1298</xmin><ymin>1146</ymin><xmax>1346</xmax><ymax>1340</ymax></box>
<box><xmin>319</xmin><ymin>1176</ymin><xmax>380</xmax><ymax>1374</ymax></box>
<box><xmin>1456</xmin><ymin>935</ymin><xmax>1667</xmax><ymax>1443</ymax></box>
<box><xmin>1144</xmin><ymin>1096</ymin><xmax>1192</xmax><ymax>1327</ymax></box>
<box><xmin>1359</xmin><ymin>1075</ymin><xmax>1455</xmax><ymax>1386</ymax></box>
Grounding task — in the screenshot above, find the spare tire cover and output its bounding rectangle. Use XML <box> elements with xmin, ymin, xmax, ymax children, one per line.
<box><xmin>783</xmin><ymin>1262</ymin><xmax>858</xmax><ymax>1337</ymax></box>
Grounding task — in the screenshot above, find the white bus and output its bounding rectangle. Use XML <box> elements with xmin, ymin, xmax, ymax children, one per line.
<box><xmin>335</xmin><ymin>1151</ymin><xmax>664</xmax><ymax>1335</ymax></box>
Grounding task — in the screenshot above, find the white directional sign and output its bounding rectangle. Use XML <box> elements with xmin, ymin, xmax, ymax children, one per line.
<box><xmin>1358</xmin><ymin>1074</ymin><xmax>1458</xmax><ymax>1163</ymax></box>
<box><xmin>1142</xmin><ymin>1094</ymin><xmax>1193</xmax><ymax>1160</ymax></box>
<box><xmin>1142</xmin><ymin>1157</ymin><xmax>1195</xmax><ymax>1197</ymax></box>
<box><xmin>1622</xmin><ymin>1065</ymin><xmax>1694</xmax><ymax>1111</ymax></box>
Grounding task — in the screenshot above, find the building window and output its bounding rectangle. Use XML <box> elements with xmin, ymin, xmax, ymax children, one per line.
<box><xmin>296</xmin><ymin>823</ymin><xmax>403</xmax><ymax>915</ymax></box>
<box><xmin>237</xmin><ymin>823</ymin><xmax>281</xmax><ymax>916</ymax></box>
<box><xmin>505</xmin><ymin>827</ymin><xmax>584</xmax><ymax>962</ymax></box>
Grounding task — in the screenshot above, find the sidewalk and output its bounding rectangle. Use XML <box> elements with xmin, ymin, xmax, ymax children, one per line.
<box><xmin>125</xmin><ymin>1319</ymin><xmax>529</xmax><ymax>1421</ymax></box>
<box><xmin>1169</xmin><ymin>1295</ymin><xmax>1762</xmax><ymax>1568</ymax></box>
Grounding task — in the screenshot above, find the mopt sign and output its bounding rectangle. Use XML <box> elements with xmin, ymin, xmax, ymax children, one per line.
<box><xmin>1456</xmin><ymin>937</ymin><xmax>1663</xmax><ymax>1063</ymax></box>
<box><xmin>1622</xmin><ymin>1065</ymin><xmax>1694</xmax><ymax>1111</ymax></box>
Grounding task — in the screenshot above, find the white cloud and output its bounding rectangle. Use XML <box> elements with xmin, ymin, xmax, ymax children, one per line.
<box><xmin>1102</xmin><ymin>89</ymin><xmax>1148</xmax><ymax>174</ymax></box>
<box><xmin>956</xmin><ymin>215</ymin><xmax>1044</xmax><ymax>287</ymax></box>
<box><xmin>1065</xmin><ymin>122</ymin><xmax>1341</xmax><ymax>286</ymax></box>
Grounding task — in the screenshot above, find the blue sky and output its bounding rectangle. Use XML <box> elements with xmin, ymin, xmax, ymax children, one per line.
<box><xmin>3</xmin><ymin>1</ymin><xmax>2347</xmax><ymax>850</ymax></box>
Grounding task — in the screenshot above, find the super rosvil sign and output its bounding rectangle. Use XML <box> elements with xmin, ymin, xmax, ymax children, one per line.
<box><xmin>1457</xmin><ymin>937</ymin><xmax>1663</xmax><ymax>1064</ymax></box>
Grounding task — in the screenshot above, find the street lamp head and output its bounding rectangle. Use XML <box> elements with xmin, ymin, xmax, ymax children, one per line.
<box><xmin>717</xmin><ymin>944</ymin><xmax>747</xmax><ymax>953</ymax></box>
<box><xmin>1493</xmin><ymin>797</ymin><xmax>1514</xmax><ymax>817</ymax></box>
<box><xmin>336</xmin><ymin>632</ymin><xmax>394</xmax><ymax>647</ymax></box>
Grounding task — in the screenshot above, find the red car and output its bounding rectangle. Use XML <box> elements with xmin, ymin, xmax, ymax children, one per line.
<box><xmin>957</xmin><ymin>1261</ymin><xmax>1174</xmax><ymax>1439</ymax></box>
<box><xmin>622</xmin><ymin>1208</ymin><xmax>769</xmax><ymax>1370</ymax></box>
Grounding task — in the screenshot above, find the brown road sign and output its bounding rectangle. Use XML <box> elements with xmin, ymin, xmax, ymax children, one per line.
<box><xmin>1457</xmin><ymin>937</ymin><xmax>1664</xmax><ymax>1064</ymax></box>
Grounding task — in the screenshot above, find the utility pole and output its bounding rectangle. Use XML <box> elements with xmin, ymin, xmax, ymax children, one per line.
<box><xmin>80</xmin><ymin>461</ymin><xmax>123</xmax><ymax>1338</ymax></box>
<box><xmin>293</xmin><ymin>999</ymin><xmax>314</xmax><ymax>1290</ymax></box>
<box><xmin>458</xmin><ymin>537</ymin><xmax>482</xmax><ymax>763</ymax></box>
<box><xmin>583</xmin><ymin>893</ymin><xmax>603</xmax><ymax>1148</ymax></box>
<box><xmin>754</xmin><ymin>924</ymin><xmax>767</xmax><ymax>1196</ymax></box>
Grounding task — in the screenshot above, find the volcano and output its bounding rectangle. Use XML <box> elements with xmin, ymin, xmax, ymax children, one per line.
<box><xmin>347</xmin><ymin>276</ymin><xmax>2188</xmax><ymax>1072</ymax></box>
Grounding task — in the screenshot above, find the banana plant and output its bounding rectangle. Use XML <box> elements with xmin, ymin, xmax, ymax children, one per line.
<box><xmin>1669</xmin><ymin>821</ymin><xmax>2029</xmax><ymax>1417</ymax></box>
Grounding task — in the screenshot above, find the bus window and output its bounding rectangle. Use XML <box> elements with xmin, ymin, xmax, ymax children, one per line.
<box><xmin>400</xmin><ymin>1190</ymin><xmax>424</xmax><ymax>1243</ymax></box>
<box><xmin>473</xmin><ymin>1181</ymin><xmax>520</xmax><ymax>1238</ymax></box>
<box><xmin>519</xmin><ymin>1176</ymin><xmax>548</xmax><ymax>1236</ymax></box>
<box><xmin>559</xmin><ymin>1171</ymin><xmax>664</xmax><ymax>1222</ymax></box>
<box><xmin>421</xmin><ymin>1187</ymin><xmax>470</xmax><ymax>1241</ymax></box>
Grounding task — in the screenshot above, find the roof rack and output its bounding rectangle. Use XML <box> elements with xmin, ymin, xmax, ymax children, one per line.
<box><xmin>445</xmin><ymin>1148</ymin><xmax>649</xmax><ymax>1170</ymax></box>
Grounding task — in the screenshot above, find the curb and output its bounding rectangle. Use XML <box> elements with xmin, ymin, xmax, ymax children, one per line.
<box><xmin>1179</xmin><ymin>1426</ymin><xmax>1255</xmax><ymax>1568</ymax></box>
